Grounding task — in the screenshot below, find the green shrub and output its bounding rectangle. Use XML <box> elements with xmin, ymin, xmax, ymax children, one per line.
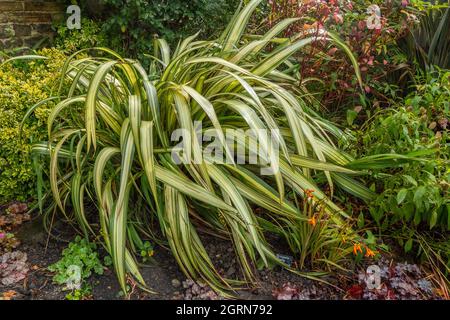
<box><xmin>48</xmin><ymin>236</ymin><xmax>105</xmax><ymax>284</ymax></box>
<box><xmin>406</xmin><ymin>67</ymin><xmax>450</xmax><ymax>121</ymax></box>
<box><xmin>365</xmin><ymin>109</ymin><xmax>448</xmax><ymax>229</ymax></box>
<box><xmin>0</xmin><ymin>48</ymin><xmax>66</xmax><ymax>203</ymax></box>
<box><xmin>349</xmin><ymin>69</ymin><xmax>450</xmax><ymax>230</ymax></box>
<box><xmin>343</xmin><ymin>67</ymin><xmax>450</xmax><ymax>285</ymax></box>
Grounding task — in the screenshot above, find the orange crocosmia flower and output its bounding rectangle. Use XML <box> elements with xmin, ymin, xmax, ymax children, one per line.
<box><xmin>302</xmin><ymin>21</ymin><xmax>318</xmax><ymax>31</ymax></box>
<box><xmin>302</xmin><ymin>23</ymin><xmax>313</xmax><ymax>30</ymax></box>
<box><xmin>353</xmin><ymin>243</ymin><xmax>363</xmax><ymax>255</ymax></box>
<box><xmin>308</xmin><ymin>216</ymin><xmax>316</xmax><ymax>226</ymax></box>
<box><xmin>365</xmin><ymin>248</ymin><xmax>377</xmax><ymax>258</ymax></box>
<box><xmin>304</xmin><ymin>189</ymin><xmax>315</xmax><ymax>199</ymax></box>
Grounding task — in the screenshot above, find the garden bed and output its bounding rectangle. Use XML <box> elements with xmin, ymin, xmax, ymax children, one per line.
<box><xmin>0</xmin><ymin>206</ymin><xmax>443</xmax><ymax>301</ymax></box>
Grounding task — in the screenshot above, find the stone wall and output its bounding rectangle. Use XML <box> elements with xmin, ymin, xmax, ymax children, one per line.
<box><xmin>0</xmin><ymin>1</ymin><xmax>65</xmax><ymax>49</ymax></box>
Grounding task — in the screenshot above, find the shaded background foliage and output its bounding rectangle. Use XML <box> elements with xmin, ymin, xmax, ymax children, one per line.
<box><xmin>72</xmin><ymin>0</ymin><xmax>240</xmax><ymax>61</ymax></box>
<box><xmin>403</xmin><ymin>3</ymin><xmax>450</xmax><ymax>70</ymax></box>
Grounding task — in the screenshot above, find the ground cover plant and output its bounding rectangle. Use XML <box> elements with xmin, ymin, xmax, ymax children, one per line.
<box><xmin>48</xmin><ymin>236</ymin><xmax>109</xmax><ymax>300</ymax></box>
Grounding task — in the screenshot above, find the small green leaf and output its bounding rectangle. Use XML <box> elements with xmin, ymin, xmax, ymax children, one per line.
<box><xmin>413</xmin><ymin>186</ymin><xmax>426</xmax><ymax>207</ymax></box>
<box><xmin>414</xmin><ymin>210</ymin><xmax>422</xmax><ymax>225</ymax></box>
<box><xmin>429</xmin><ymin>210</ymin><xmax>438</xmax><ymax>229</ymax></box>
<box><xmin>447</xmin><ymin>204</ymin><xmax>450</xmax><ymax>230</ymax></box>
<box><xmin>396</xmin><ymin>189</ymin><xmax>408</xmax><ymax>205</ymax></box>
<box><xmin>346</xmin><ymin>109</ymin><xmax>358</xmax><ymax>126</ymax></box>
<box><xmin>403</xmin><ymin>175</ymin><xmax>418</xmax><ymax>187</ymax></box>
<box><xmin>357</xmin><ymin>213</ymin><xmax>365</xmax><ymax>228</ymax></box>
<box><xmin>404</xmin><ymin>239</ymin><xmax>413</xmax><ymax>253</ymax></box>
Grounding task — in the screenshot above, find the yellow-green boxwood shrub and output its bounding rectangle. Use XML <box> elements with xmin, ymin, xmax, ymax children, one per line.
<box><xmin>0</xmin><ymin>48</ymin><xmax>66</xmax><ymax>202</ymax></box>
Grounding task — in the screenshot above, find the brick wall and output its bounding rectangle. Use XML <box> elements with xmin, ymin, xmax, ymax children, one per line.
<box><xmin>0</xmin><ymin>0</ymin><xmax>65</xmax><ymax>49</ymax></box>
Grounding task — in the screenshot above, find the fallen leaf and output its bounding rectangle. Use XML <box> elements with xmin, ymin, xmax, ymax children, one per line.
<box><xmin>347</xmin><ymin>284</ymin><xmax>363</xmax><ymax>299</ymax></box>
<box><xmin>273</xmin><ymin>283</ymin><xmax>299</xmax><ymax>300</ymax></box>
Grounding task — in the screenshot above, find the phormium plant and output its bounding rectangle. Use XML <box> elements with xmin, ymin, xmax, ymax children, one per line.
<box><xmin>24</xmin><ymin>0</ymin><xmax>392</xmax><ymax>295</ymax></box>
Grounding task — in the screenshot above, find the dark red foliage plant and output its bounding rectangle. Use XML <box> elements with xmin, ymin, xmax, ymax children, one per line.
<box><xmin>268</xmin><ymin>0</ymin><xmax>419</xmax><ymax>111</ymax></box>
